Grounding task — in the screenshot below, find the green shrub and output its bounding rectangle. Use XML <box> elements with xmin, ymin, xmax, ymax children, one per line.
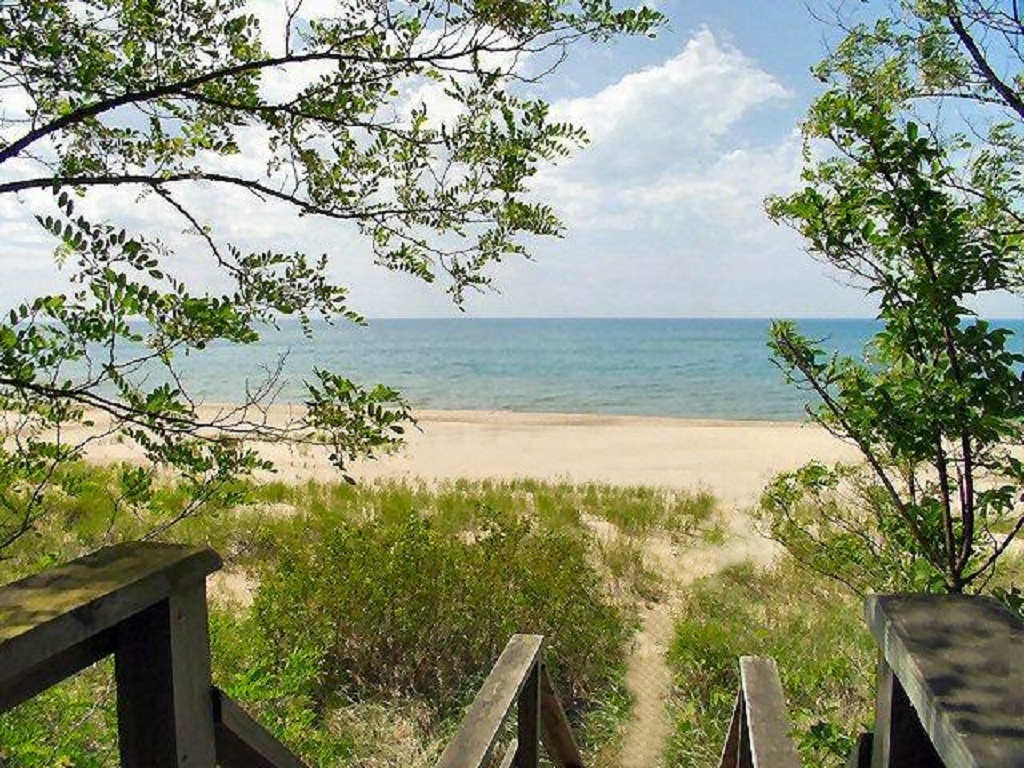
<box><xmin>0</xmin><ymin>663</ymin><xmax>118</xmax><ymax>767</ymax></box>
<box><xmin>666</xmin><ymin>559</ymin><xmax>874</xmax><ymax>768</ymax></box>
<box><xmin>253</xmin><ymin>507</ymin><xmax>628</xmax><ymax>719</ymax></box>
<box><xmin>209</xmin><ymin>611</ymin><xmax>361</xmax><ymax>764</ymax></box>
<box><xmin>758</xmin><ymin>462</ymin><xmax>946</xmax><ymax>594</ymax></box>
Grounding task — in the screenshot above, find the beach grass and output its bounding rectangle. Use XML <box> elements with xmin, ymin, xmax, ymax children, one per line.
<box><xmin>0</xmin><ymin>465</ymin><xmax>722</xmax><ymax>767</ymax></box>
<box><xmin>0</xmin><ymin>460</ymin><xmax>929</xmax><ymax>768</ymax></box>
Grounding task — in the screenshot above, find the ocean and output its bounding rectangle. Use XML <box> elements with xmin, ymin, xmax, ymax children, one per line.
<box><xmin>166</xmin><ymin>318</ymin><xmax>1024</xmax><ymax>422</ymax></box>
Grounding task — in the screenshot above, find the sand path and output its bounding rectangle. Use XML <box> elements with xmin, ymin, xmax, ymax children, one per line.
<box><xmin>609</xmin><ymin>512</ymin><xmax>779</xmax><ymax>768</ymax></box>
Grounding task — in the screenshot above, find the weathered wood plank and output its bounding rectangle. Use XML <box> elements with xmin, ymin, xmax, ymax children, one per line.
<box><xmin>436</xmin><ymin>635</ymin><xmax>544</xmax><ymax>768</ymax></box>
<box><xmin>538</xmin><ymin>663</ymin><xmax>585</xmax><ymax>768</ymax></box>
<box><xmin>718</xmin><ymin>693</ymin><xmax>742</xmax><ymax>768</ymax></box>
<box><xmin>866</xmin><ymin>595</ymin><xmax>1024</xmax><ymax>768</ymax></box>
<box><xmin>115</xmin><ymin>583</ymin><xmax>217</xmax><ymax>768</ymax></box>
<box><xmin>0</xmin><ymin>628</ymin><xmax>115</xmax><ymax>712</ymax></box>
<box><xmin>0</xmin><ymin>542</ymin><xmax>221</xmax><ymax>696</ymax></box>
<box><xmin>517</xmin><ymin>660</ymin><xmax>541</xmax><ymax>768</ymax></box>
<box><xmin>739</xmin><ymin>656</ymin><xmax>800</xmax><ymax>768</ymax></box>
<box><xmin>214</xmin><ymin>687</ymin><xmax>309</xmax><ymax>768</ymax></box>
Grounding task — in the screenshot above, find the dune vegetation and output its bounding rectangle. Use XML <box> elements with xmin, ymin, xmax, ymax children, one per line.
<box><xmin>1</xmin><ymin>462</ymin><xmax>987</xmax><ymax>767</ymax></box>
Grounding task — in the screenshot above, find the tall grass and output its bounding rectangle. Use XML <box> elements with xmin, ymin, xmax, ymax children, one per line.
<box><xmin>0</xmin><ymin>469</ymin><xmax>724</xmax><ymax>767</ymax></box>
<box><xmin>244</xmin><ymin>476</ymin><xmax>720</xmax><ymax>538</ymax></box>
<box><xmin>253</xmin><ymin>507</ymin><xmax>628</xmax><ymax>713</ymax></box>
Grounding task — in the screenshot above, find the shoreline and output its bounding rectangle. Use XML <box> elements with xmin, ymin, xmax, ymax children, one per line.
<box><xmin>408</xmin><ymin>408</ymin><xmax>807</xmax><ymax>428</ymax></box>
<box><xmin>181</xmin><ymin>402</ymin><xmax>810</xmax><ymax>427</ymax></box>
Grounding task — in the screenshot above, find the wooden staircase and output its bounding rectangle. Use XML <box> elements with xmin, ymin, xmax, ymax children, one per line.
<box><xmin>3</xmin><ymin>543</ymin><xmax>1024</xmax><ymax>767</ymax></box>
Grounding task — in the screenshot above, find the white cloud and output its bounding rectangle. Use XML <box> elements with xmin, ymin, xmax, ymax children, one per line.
<box><xmin>550</xmin><ymin>29</ymin><xmax>790</xmax><ymax>181</ymax></box>
<box><xmin>528</xmin><ymin>29</ymin><xmax>800</xmax><ymax>245</ymax></box>
<box><xmin>448</xmin><ymin>30</ymin><xmax>879</xmax><ymax>318</ymax></box>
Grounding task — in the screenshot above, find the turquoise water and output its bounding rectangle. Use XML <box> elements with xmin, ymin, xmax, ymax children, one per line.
<box><xmin>167</xmin><ymin>318</ymin><xmax>1023</xmax><ymax>421</ymax></box>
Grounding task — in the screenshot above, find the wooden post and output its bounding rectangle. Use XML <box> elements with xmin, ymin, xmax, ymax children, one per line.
<box><xmin>516</xmin><ymin>660</ymin><xmax>541</xmax><ymax>768</ymax></box>
<box><xmin>870</xmin><ymin>656</ymin><xmax>941</xmax><ymax>768</ymax></box>
<box><xmin>538</xmin><ymin>664</ymin><xmax>585</xmax><ymax>768</ymax></box>
<box><xmin>865</xmin><ymin>595</ymin><xmax>1024</xmax><ymax>767</ymax></box>
<box><xmin>115</xmin><ymin>582</ymin><xmax>217</xmax><ymax>768</ymax></box>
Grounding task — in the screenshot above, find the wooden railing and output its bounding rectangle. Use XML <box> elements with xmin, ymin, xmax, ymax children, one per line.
<box><xmin>436</xmin><ymin>634</ymin><xmax>585</xmax><ymax>768</ymax></box>
<box><xmin>0</xmin><ymin>543</ymin><xmax>589</xmax><ymax>768</ymax></box>
<box><xmin>855</xmin><ymin>594</ymin><xmax>1024</xmax><ymax>768</ymax></box>
<box><xmin>19</xmin><ymin>544</ymin><xmax>1019</xmax><ymax>768</ymax></box>
<box><xmin>717</xmin><ymin>595</ymin><xmax>1024</xmax><ymax>768</ymax></box>
<box><xmin>717</xmin><ymin>656</ymin><xmax>801</xmax><ymax>768</ymax></box>
<box><xmin>0</xmin><ymin>542</ymin><xmax>307</xmax><ymax>768</ymax></box>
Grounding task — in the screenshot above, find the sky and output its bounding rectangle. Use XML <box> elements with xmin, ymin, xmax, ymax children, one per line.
<box><xmin>2</xmin><ymin>1</ymin><xmax>1022</xmax><ymax>320</ymax></box>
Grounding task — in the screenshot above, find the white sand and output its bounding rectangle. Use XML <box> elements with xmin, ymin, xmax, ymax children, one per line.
<box><xmin>353</xmin><ymin>410</ymin><xmax>859</xmax><ymax>506</ymax></box>
<box><xmin>75</xmin><ymin>407</ymin><xmax>860</xmax><ymax>508</ymax></box>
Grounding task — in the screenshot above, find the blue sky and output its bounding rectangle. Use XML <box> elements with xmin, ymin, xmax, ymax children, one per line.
<box><xmin>1</xmin><ymin>1</ymin><xmax>1021</xmax><ymax>319</ymax></box>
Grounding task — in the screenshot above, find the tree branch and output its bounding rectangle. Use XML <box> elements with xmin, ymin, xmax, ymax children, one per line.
<box><xmin>0</xmin><ymin>172</ymin><xmax>437</xmax><ymax>221</ymax></box>
<box><xmin>0</xmin><ymin>40</ymin><xmax>520</xmax><ymax>165</ymax></box>
<box><xmin>773</xmin><ymin>328</ymin><xmax>943</xmax><ymax>569</ymax></box>
<box><xmin>945</xmin><ymin>1</ymin><xmax>1024</xmax><ymax>121</ymax></box>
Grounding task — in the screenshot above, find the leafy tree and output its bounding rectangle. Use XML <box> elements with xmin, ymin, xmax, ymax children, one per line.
<box><xmin>0</xmin><ymin>0</ymin><xmax>663</xmax><ymax>549</ymax></box>
<box><xmin>760</xmin><ymin>0</ymin><xmax>1024</xmax><ymax>595</ymax></box>
<box><xmin>761</xmin><ymin>89</ymin><xmax>1024</xmax><ymax>594</ymax></box>
<box><xmin>819</xmin><ymin>1</ymin><xmax>1024</xmax><ymax>115</ymax></box>
<box><xmin>818</xmin><ymin>0</ymin><xmax>1024</xmax><ymax>276</ymax></box>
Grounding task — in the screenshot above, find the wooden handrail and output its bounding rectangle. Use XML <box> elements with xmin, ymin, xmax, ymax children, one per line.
<box><xmin>0</xmin><ymin>542</ymin><xmax>306</xmax><ymax>768</ymax></box>
<box><xmin>213</xmin><ymin>687</ymin><xmax>309</xmax><ymax>768</ymax></box>
<box><xmin>864</xmin><ymin>594</ymin><xmax>1024</xmax><ymax>768</ymax></box>
<box><xmin>718</xmin><ymin>656</ymin><xmax>801</xmax><ymax>768</ymax></box>
<box><xmin>436</xmin><ymin>634</ymin><xmax>585</xmax><ymax>768</ymax></box>
<box><xmin>0</xmin><ymin>542</ymin><xmax>221</xmax><ymax>711</ymax></box>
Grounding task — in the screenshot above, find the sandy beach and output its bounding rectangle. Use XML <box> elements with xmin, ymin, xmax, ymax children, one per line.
<box><xmin>349</xmin><ymin>410</ymin><xmax>860</xmax><ymax>507</ymax></box>
<box><xmin>76</xmin><ymin>407</ymin><xmax>860</xmax><ymax>509</ymax></box>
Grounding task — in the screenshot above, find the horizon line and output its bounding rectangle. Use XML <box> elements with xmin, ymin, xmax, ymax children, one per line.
<box><xmin>353</xmin><ymin>315</ymin><xmax>1022</xmax><ymax>322</ymax></box>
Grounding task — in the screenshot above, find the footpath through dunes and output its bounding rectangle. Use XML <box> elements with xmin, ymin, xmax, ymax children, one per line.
<box><xmin>336</xmin><ymin>410</ymin><xmax>855</xmax><ymax>767</ymax></box>
<box><xmin>583</xmin><ymin>504</ymin><xmax>782</xmax><ymax>768</ymax></box>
